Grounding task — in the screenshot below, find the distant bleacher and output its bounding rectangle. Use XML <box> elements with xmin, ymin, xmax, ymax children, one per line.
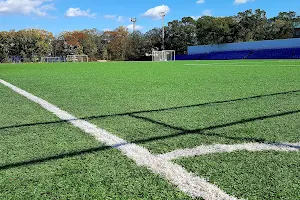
<box><xmin>176</xmin><ymin>47</ymin><xmax>300</xmax><ymax>60</ymax></box>
<box><xmin>203</xmin><ymin>50</ymin><xmax>252</xmax><ymax>60</ymax></box>
<box><xmin>247</xmin><ymin>48</ymin><xmax>300</xmax><ymax>59</ymax></box>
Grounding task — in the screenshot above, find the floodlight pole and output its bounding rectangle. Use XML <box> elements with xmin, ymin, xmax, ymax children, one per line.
<box><xmin>159</xmin><ymin>12</ymin><xmax>166</xmax><ymax>50</ymax></box>
<box><xmin>130</xmin><ymin>17</ymin><xmax>137</xmax><ymax>32</ymax></box>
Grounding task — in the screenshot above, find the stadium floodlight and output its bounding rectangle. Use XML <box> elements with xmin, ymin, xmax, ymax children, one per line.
<box><xmin>152</xmin><ymin>50</ymin><xmax>175</xmax><ymax>62</ymax></box>
<box><xmin>130</xmin><ymin>17</ymin><xmax>137</xmax><ymax>32</ymax></box>
<box><xmin>159</xmin><ymin>12</ymin><xmax>166</xmax><ymax>50</ymax></box>
<box><xmin>66</xmin><ymin>55</ymin><xmax>89</xmax><ymax>62</ymax></box>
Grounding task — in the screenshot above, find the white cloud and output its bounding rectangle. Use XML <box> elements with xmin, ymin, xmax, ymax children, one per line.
<box><xmin>202</xmin><ymin>9</ymin><xmax>212</xmax><ymax>16</ymax></box>
<box><xmin>0</xmin><ymin>0</ymin><xmax>54</xmax><ymax>16</ymax></box>
<box><xmin>196</xmin><ymin>0</ymin><xmax>205</xmax><ymax>4</ymax></box>
<box><xmin>65</xmin><ymin>8</ymin><xmax>96</xmax><ymax>18</ymax></box>
<box><xmin>40</xmin><ymin>3</ymin><xmax>55</xmax><ymax>11</ymax></box>
<box><xmin>127</xmin><ymin>24</ymin><xmax>143</xmax><ymax>31</ymax></box>
<box><xmin>191</xmin><ymin>9</ymin><xmax>212</xmax><ymax>20</ymax></box>
<box><xmin>103</xmin><ymin>28</ymin><xmax>111</xmax><ymax>32</ymax></box>
<box><xmin>116</xmin><ymin>16</ymin><xmax>124</xmax><ymax>22</ymax></box>
<box><xmin>104</xmin><ymin>15</ymin><xmax>116</xmax><ymax>19</ymax></box>
<box><xmin>142</xmin><ymin>5</ymin><xmax>170</xmax><ymax>19</ymax></box>
<box><xmin>233</xmin><ymin>0</ymin><xmax>254</xmax><ymax>5</ymax></box>
<box><xmin>104</xmin><ymin>15</ymin><xmax>128</xmax><ymax>23</ymax></box>
<box><xmin>191</xmin><ymin>16</ymin><xmax>201</xmax><ymax>20</ymax></box>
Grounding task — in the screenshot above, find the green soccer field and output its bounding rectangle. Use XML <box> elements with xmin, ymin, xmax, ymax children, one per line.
<box><xmin>0</xmin><ymin>60</ymin><xmax>299</xmax><ymax>200</ymax></box>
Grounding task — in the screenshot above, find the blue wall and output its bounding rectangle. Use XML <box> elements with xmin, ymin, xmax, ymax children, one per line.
<box><xmin>188</xmin><ymin>38</ymin><xmax>300</xmax><ymax>54</ymax></box>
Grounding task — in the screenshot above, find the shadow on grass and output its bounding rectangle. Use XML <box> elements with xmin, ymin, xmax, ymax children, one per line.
<box><xmin>278</xmin><ymin>143</ymin><xmax>300</xmax><ymax>150</ymax></box>
<box><xmin>1</xmin><ymin>89</ymin><xmax>300</xmax><ymax>131</ymax></box>
<box><xmin>1</xmin><ymin>90</ymin><xmax>300</xmax><ymax>170</ymax></box>
<box><xmin>1</xmin><ymin>109</ymin><xmax>299</xmax><ymax>171</ymax></box>
<box><xmin>129</xmin><ymin>109</ymin><xmax>300</xmax><ymax>144</ymax></box>
<box><xmin>0</xmin><ymin>146</ymin><xmax>111</xmax><ymax>170</ymax></box>
<box><xmin>0</xmin><ymin>120</ymin><xmax>70</xmax><ymax>131</ymax></box>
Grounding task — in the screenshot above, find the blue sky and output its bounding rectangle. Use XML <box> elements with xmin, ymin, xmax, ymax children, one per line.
<box><xmin>0</xmin><ymin>0</ymin><xmax>299</xmax><ymax>34</ymax></box>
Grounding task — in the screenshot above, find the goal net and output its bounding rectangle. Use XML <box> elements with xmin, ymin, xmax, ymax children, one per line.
<box><xmin>66</xmin><ymin>55</ymin><xmax>89</xmax><ymax>62</ymax></box>
<box><xmin>152</xmin><ymin>50</ymin><xmax>175</xmax><ymax>61</ymax></box>
<box><xmin>41</xmin><ymin>57</ymin><xmax>64</xmax><ymax>63</ymax></box>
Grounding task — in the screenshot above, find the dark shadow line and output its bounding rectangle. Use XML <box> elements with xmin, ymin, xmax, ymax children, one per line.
<box><xmin>1</xmin><ymin>109</ymin><xmax>299</xmax><ymax>171</ymax></box>
<box><xmin>132</xmin><ymin>130</ymin><xmax>267</xmax><ymax>145</ymax></box>
<box><xmin>0</xmin><ymin>135</ymin><xmax>262</xmax><ymax>171</ymax></box>
<box><xmin>130</xmin><ymin>109</ymin><xmax>300</xmax><ymax>145</ymax></box>
<box><xmin>188</xmin><ymin>109</ymin><xmax>300</xmax><ymax>133</ymax></box>
<box><xmin>0</xmin><ymin>120</ymin><xmax>70</xmax><ymax>131</ymax></box>
<box><xmin>133</xmin><ymin>131</ymin><xmax>267</xmax><ymax>145</ymax></box>
<box><xmin>1</xmin><ymin>89</ymin><xmax>300</xmax><ymax>131</ymax></box>
<box><xmin>0</xmin><ymin>145</ymin><xmax>111</xmax><ymax>171</ymax></box>
<box><xmin>277</xmin><ymin>143</ymin><xmax>300</xmax><ymax>150</ymax></box>
<box><xmin>128</xmin><ymin>114</ymin><xmax>186</xmax><ymax>131</ymax></box>
<box><xmin>84</xmin><ymin>89</ymin><xmax>300</xmax><ymax>120</ymax></box>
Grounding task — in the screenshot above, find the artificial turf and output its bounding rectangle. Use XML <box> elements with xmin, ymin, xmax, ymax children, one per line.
<box><xmin>0</xmin><ymin>85</ymin><xmax>191</xmax><ymax>199</ymax></box>
<box><xmin>1</xmin><ymin>60</ymin><xmax>299</xmax><ymax>199</ymax></box>
<box><xmin>176</xmin><ymin>151</ymin><xmax>300</xmax><ymax>200</ymax></box>
<box><xmin>1</xmin><ymin>60</ymin><xmax>299</xmax><ymax>154</ymax></box>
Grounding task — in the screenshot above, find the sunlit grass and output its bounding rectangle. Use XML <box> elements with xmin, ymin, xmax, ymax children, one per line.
<box><xmin>1</xmin><ymin>60</ymin><xmax>300</xmax><ymax>199</ymax></box>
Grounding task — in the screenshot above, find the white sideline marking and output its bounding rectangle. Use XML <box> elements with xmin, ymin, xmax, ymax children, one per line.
<box><xmin>0</xmin><ymin>79</ymin><xmax>237</xmax><ymax>200</ymax></box>
<box><xmin>184</xmin><ymin>64</ymin><xmax>300</xmax><ymax>67</ymax></box>
<box><xmin>184</xmin><ymin>64</ymin><xmax>211</xmax><ymax>66</ymax></box>
<box><xmin>157</xmin><ymin>143</ymin><xmax>300</xmax><ymax>161</ymax></box>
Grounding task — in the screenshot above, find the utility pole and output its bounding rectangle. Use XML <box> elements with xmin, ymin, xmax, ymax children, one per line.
<box><xmin>130</xmin><ymin>17</ymin><xmax>137</xmax><ymax>32</ymax></box>
<box><xmin>159</xmin><ymin>12</ymin><xmax>166</xmax><ymax>50</ymax></box>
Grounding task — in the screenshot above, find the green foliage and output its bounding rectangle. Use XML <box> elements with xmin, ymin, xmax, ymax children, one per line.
<box><xmin>165</xmin><ymin>17</ymin><xmax>197</xmax><ymax>54</ymax></box>
<box><xmin>0</xmin><ymin>29</ymin><xmax>53</xmax><ymax>62</ymax></box>
<box><xmin>0</xmin><ymin>9</ymin><xmax>299</xmax><ymax>62</ymax></box>
<box><xmin>126</xmin><ymin>31</ymin><xmax>147</xmax><ymax>60</ymax></box>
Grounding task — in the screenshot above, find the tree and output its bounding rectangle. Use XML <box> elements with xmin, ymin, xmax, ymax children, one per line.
<box><xmin>267</xmin><ymin>19</ymin><xmax>294</xmax><ymax>40</ymax></box>
<box><xmin>81</xmin><ymin>29</ymin><xmax>98</xmax><ymax>60</ymax></box>
<box><xmin>105</xmin><ymin>26</ymin><xmax>129</xmax><ymax>60</ymax></box>
<box><xmin>0</xmin><ymin>9</ymin><xmax>299</xmax><ymax>62</ymax></box>
<box><xmin>63</xmin><ymin>30</ymin><xmax>90</xmax><ymax>55</ymax></box>
<box><xmin>181</xmin><ymin>17</ymin><xmax>198</xmax><ymax>49</ymax></box>
<box><xmin>267</xmin><ymin>11</ymin><xmax>296</xmax><ymax>39</ymax></box>
<box><xmin>126</xmin><ymin>31</ymin><xmax>146</xmax><ymax>60</ymax></box>
<box><xmin>144</xmin><ymin>28</ymin><xmax>162</xmax><ymax>53</ymax></box>
<box><xmin>196</xmin><ymin>16</ymin><xmax>236</xmax><ymax>45</ymax></box>
<box><xmin>51</xmin><ymin>34</ymin><xmax>66</xmax><ymax>57</ymax></box>
<box><xmin>165</xmin><ymin>17</ymin><xmax>197</xmax><ymax>54</ymax></box>
<box><xmin>0</xmin><ymin>31</ymin><xmax>12</xmax><ymax>62</ymax></box>
<box><xmin>96</xmin><ymin>32</ymin><xmax>110</xmax><ymax>60</ymax></box>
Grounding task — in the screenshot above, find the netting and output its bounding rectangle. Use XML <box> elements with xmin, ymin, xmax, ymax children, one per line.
<box><xmin>152</xmin><ymin>50</ymin><xmax>175</xmax><ymax>61</ymax></box>
<box><xmin>41</xmin><ymin>57</ymin><xmax>64</xmax><ymax>62</ymax></box>
<box><xmin>66</xmin><ymin>55</ymin><xmax>89</xmax><ymax>62</ymax></box>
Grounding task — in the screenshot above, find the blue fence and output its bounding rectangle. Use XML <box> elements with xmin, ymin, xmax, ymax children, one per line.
<box><xmin>11</xmin><ymin>56</ymin><xmax>22</xmax><ymax>63</ymax></box>
<box><xmin>176</xmin><ymin>47</ymin><xmax>300</xmax><ymax>60</ymax></box>
<box><xmin>188</xmin><ymin>38</ymin><xmax>300</xmax><ymax>54</ymax></box>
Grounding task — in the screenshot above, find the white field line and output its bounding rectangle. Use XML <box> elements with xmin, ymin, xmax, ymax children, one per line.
<box><xmin>157</xmin><ymin>142</ymin><xmax>300</xmax><ymax>161</ymax></box>
<box><xmin>0</xmin><ymin>79</ymin><xmax>237</xmax><ymax>200</ymax></box>
<box><xmin>184</xmin><ymin>64</ymin><xmax>300</xmax><ymax>67</ymax></box>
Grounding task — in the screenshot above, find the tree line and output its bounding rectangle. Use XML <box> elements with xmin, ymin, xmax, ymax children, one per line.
<box><xmin>0</xmin><ymin>9</ymin><xmax>299</xmax><ymax>62</ymax></box>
